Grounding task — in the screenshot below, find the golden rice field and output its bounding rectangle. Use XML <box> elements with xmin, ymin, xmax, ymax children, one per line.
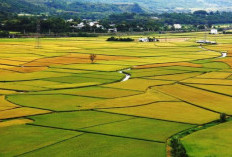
<box><xmin>1</xmin><ymin>32</ymin><xmax>232</xmax><ymax>157</ymax></box>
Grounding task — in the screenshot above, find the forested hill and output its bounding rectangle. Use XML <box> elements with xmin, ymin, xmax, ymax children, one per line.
<box><xmin>2</xmin><ymin>0</ymin><xmax>232</xmax><ymax>19</ymax></box>
<box><xmin>0</xmin><ymin>0</ymin><xmax>49</xmax><ymax>13</ymax></box>
<box><xmin>79</xmin><ymin>0</ymin><xmax>232</xmax><ymax>12</ymax></box>
<box><xmin>0</xmin><ymin>0</ymin><xmax>144</xmax><ymax>15</ymax></box>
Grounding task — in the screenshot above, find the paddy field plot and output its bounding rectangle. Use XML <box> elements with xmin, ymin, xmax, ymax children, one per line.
<box><xmin>0</xmin><ymin>95</ymin><xmax>18</xmax><ymax>111</ymax></box>
<box><xmin>43</xmin><ymin>74</ymin><xmax>116</xmax><ymax>84</ymax></box>
<box><xmin>0</xmin><ymin>125</ymin><xmax>80</xmax><ymax>157</ymax></box>
<box><xmin>29</xmin><ymin>86</ymin><xmax>142</xmax><ymax>99</ymax></box>
<box><xmin>161</xmin><ymin>66</ymin><xmax>219</xmax><ymax>72</ymax></box>
<box><xmin>195</xmin><ymin>72</ymin><xmax>232</xmax><ymax>79</ymax></box>
<box><xmin>81</xmin><ymin>118</ymin><xmax>195</xmax><ymax>142</ymax></box>
<box><xmin>100</xmin><ymin>101</ymin><xmax>219</xmax><ymax>124</ymax></box>
<box><xmin>0</xmin><ymin>107</ymin><xmax>50</xmax><ymax>120</ymax></box>
<box><xmin>21</xmin><ymin>133</ymin><xmax>166</xmax><ymax>157</ymax></box>
<box><xmin>0</xmin><ymin>71</ymin><xmax>70</xmax><ymax>82</ymax></box>
<box><xmin>181</xmin><ymin>78</ymin><xmax>232</xmax><ymax>85</ymax></box>
<box><xmin>155</xmin><ymin>84</ymin><xmax>232</xmax><ymax>114</ymax></box>
<box><xmin>145</xmin><ymin>72</ymin><xmax>202</xmax><ymax>81</ymax></box>
<box><xmin>103</xmin><ymin>78</ymin><xmax>174</xmax><ymax>91</ymax></box>
<box><xmin>51</xmin><ymin>63</ymin><xmax>129</xmax><ymax>72</ymax></box>
<box><xmin>81</xmin><ymin>89</ymin><xmax>178</xmax><ymax>110</ymax></box>
<box><xmin>134</xmin><ymin>62</ymin><xmax>202</xmax><ymax>69</ymax></box>
<box><xmin>6</xmin><ymin>94</ymin><xmax>101</xmax><ymax>111</ymax></box>
<box><xmin>182</xmin><ymin>120</ymin><xmax>232</xmax><ymax>157</ymax></box>
<box><xmin>31</xmin><ymin>111</ymin><xmax>133</xmax><ymax>130</ymax></box>
<box><xmin>0</xmin><ymin>118</ymin><xmax>32</xmax><ymax>128</ymax></box>
<box><xmin>128</xmin><ymin>67</ymin><xmax>189</xmax><ymax>78</ymax></box>
<box><xmin>188</xmin><ymin>84</ymin><xmax>232</xmax><ymax>96</ymax></box>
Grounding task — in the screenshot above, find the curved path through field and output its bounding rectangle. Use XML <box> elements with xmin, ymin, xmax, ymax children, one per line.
<box><xmin>199</xmin><ymin>45</ymin><xmax>228</xmax><ymax>58</ymax></box>
<box><xmin>119</xmin><ymin>68</ymin><xmax>131</xmax><ymax>82</ymax></box>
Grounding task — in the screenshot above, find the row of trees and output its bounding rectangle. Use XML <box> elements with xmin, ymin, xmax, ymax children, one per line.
<box><xmin>106</xmin><ymin>37</ymin><xmax>134</xmax><ymax>41</ymax></box>
<box><xmin>1</xmin><ymin>16</ymin><xmax>70</xmax><ymax>34</ymax></box>
<box><xmin>160</xmin><ymin>11</ymin><xmax>232</xmax><ymax>25</ymax></box>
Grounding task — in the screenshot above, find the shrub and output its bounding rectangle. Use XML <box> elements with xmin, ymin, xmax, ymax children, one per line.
<box><xmin>68</xmin><ymin>32</ymin><xmax>98</xmax><ymax>37</ymax></box>
<box><xmin>106</xmin><ymin>37</ymin><xmax>134</xmax><ymax>42</ymax></box>
<box><xmin>170</xmin><ymin>138</ymin><xmax>188</xmax><ymax>157</ymax></box>
<box><xmin>0</xmin><ymin>31</ymin><xmax>9</xmax><ymax>38</ymax></box>
<box><xmin>220</xmin><ymin>113</ymin><xmax>227</xmax><ymax>123</ymax></box>
<box><xmin>89</xmin><ymin>54</ymin><xmax>97</xmax><ymax>63</ymax></box>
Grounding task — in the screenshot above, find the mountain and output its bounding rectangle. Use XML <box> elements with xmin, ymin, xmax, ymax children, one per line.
<box><xmin>78</xmin><ymin>0</ymin><xmax>232</xmax><ymax>12</ymax></box>
<box><xmin>1</xmin><ymin>0</ymin><xmax>232</xmax><ymax>17</ymax></box>
<box><xmin>0</xmin><ymin>0</ymin><xmax>144</xmax><ymax>15</ymax></box>
<box><xmin>0</xmin><ymin>0</ymin><xmax>49</xmax><ymax>14</ymax></box>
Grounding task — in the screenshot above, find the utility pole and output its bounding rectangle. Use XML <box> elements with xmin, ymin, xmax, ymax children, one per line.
<box><xmin>204</xmin><ymin>27</ymin><xmax>207</xmax><ymax>42</ymax></box>
<box><xmin>35</xmin><ymin>20</ymin><xmax>41</xmax><ymax>49</ymax></box>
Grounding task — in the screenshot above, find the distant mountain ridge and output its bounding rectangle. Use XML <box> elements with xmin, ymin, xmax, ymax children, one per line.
<box><xmin>78</xmin><ymin>0</ymin><xmax>232</xmax><ymax>12</ymax></box>
<box><xmin>1</xmin><ymin>0</ymin><xmax>232</xmax><ymax>16</ymax></box>
<box><xmin>0</xmin><ymin>0</ymin><xmax>144</xmax><ymax>14</ymax></box>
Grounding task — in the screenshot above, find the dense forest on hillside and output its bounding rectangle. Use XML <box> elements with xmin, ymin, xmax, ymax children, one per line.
<box><xmin>2</xmin><ymin>0</ymin><xmax>232</xmax><ymax>18</ymax></box>
<box><xmin>0</xmin><ymin>0</ymin><xmax>144</xmax><ymax>18</ymax></box>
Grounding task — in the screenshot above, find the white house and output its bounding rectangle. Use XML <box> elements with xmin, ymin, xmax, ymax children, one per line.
<box><xmin>72</xmin><ymin>22</ymin><xmax>85</xmax><ymax>29</ymax></box>
<box><xmin>139</xmin><ymin>37</ymin><xmax>159</xmax><ymax>42</ymax></box>
<box><xmin>139</xmin><ymin>38</ymin><xmax>149</xmax><ymax>42</ymax></box>
<box><xmin>174</xmin><ymin>24</ymin><xmax>182</xmax><ymax>29</ymax></box>
<box><xmin>95</xmin><ymin>24</ymin><xmax>104</xmax><ymax>29</ymax></box>
<box><xmin>89</xmin><ymin>21</ymin><xmax>99</xmax><ymax>27</ymax></box>
<box><xmin>196</xmin><ymin>40</ymin><xmax>217</xmax><ymax>44</ymax></box>
<box><xmin>109</xmin><ymin>24</ymin><xmax>116</xmax><ymax>27</ymax></box>
<box><xmin>211</xmin><ymin>29</ymin><xmax>218</xmax><ymax>34</ymax></box>
<box><xmin>151</xmin><ymin>16</ymin><xmax>159</xmax><ymax>20</ymax></box>
<box><xmin>66</xmin><ymin>19</ymin><xmax>74</xmax><ymax>22</ymax></box>
<box><xmin>108</xmin><ymin>28</ymin><xmax>117</xmax><ymax>33</ymax></box>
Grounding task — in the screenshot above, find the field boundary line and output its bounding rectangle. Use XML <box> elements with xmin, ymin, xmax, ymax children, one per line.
<box><xmin>16</xmin><ymin>133</ymin><xmax>84</xmax><ymax>157</ymax></box>
<box><xmin>94</xmin><ymin>110</ymin><xmax>197</xmax><ymax>125</ymax></box>
<box><xmin>153</xmin><ymin>83</ymin><xmax>222</xmax><ymax>114</ymax></box>
<box><xmin>27</xmin><ymin>123</ymin><xmax>165</xmax><ymax>143</ymax></box>
<box><xmin>181</xmin><ymin>83</ymin><xmax>232</xmax><ymax>103</ymax></box>
<box><xmin>94</xmin><ymin>101</ymin><xmax>181</xmax><ymax>110</ymax></box>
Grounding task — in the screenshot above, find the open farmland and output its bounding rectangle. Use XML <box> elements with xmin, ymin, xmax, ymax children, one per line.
<box><xmin>0</xmin><ymin>32</ymin><xmax>232</xmax><ymax>157</ymax></box>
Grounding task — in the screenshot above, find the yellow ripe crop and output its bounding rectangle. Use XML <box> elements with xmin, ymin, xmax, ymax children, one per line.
<box><xmin>0</xmin><ymin>107</ymin><xmax>50</xmax><ymax>119</ymax></box>
<box><xmin>155</xmin><ymin>84</ymin><xmax>232</xmax><ymax>114</ymax></box>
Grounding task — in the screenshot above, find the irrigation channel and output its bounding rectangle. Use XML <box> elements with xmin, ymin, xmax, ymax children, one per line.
<box><xmin>219</xmin><ymin>52</ymin><xmax>227</xmax><ymax>58</ymax></box>
<box><xmin>119</xmin><ymin>68</ymin><xmax>131</xmax><ymax>82</ymax></box>
<box><xmin>117</xmin><ymin>50</ymin><xmax>227</xmax><ymax>83</ymax></box>
<box><xmin>199</xmin><ymin>45</ymin><xmax>227</xmax><ymax>58</ymax></box>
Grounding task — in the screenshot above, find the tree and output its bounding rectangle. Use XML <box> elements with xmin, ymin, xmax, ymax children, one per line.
<box><xmin>193</xmin><ymin>10</ymin><xmax>208</xmax><ymax>16</ymax></box>
<box><xmin>198</xmin><ymin>25</ymin><xmax>205</xmax><ymax>30</ymax></box>
<box><xmin>0</xmin><ymin>31</ymin><xmax>9</xmax><ymax>37</ymax></box>
<box><xmin>220</xmin><ymin>113</ymin><xmax>227</xmax><ymax>122</ymax></box>
<box><xmin>89</xmin><ymin>54</ymin><xmax>96</xmax><ymax>63</ymax></box>
<box><xmin>170</xmin><ymin>138</ymin><xmax>188</xmax><ymax>157</ymax></box>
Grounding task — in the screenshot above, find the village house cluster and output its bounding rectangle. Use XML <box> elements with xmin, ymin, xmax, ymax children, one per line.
<box><xmin>70</xmin><ymin>19</ymin><xmax>117</xmax><ymax>33</ymax></box>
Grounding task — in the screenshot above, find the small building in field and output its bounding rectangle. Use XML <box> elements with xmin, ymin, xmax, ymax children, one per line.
<box><xmin>108</xmin><ymin>28</ymin><xmax>117</xmax><ymax>33</ymax></box>
<box><xmin>210</xmin><ymin>29</ymin><xmax>218</xmax><ymax>34</ymax></box>
<box><xmin>139</xmin><ymin>37</ymin><xmax>159</xmax><ymax>42</ymax></box>
<box><xmin>196</xmin><ymin>40</ymin><xmax>217</xmax><ymax>44</ymax></box>
<box><xmin>139</xmin><ymin>38</ymin><xmax>149</xmax><ymax>42</ymax></box>
<box><xmin>174</xmin><ymin>24</ymin><xmax>182</xmax><ymax>29</ymax></box>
